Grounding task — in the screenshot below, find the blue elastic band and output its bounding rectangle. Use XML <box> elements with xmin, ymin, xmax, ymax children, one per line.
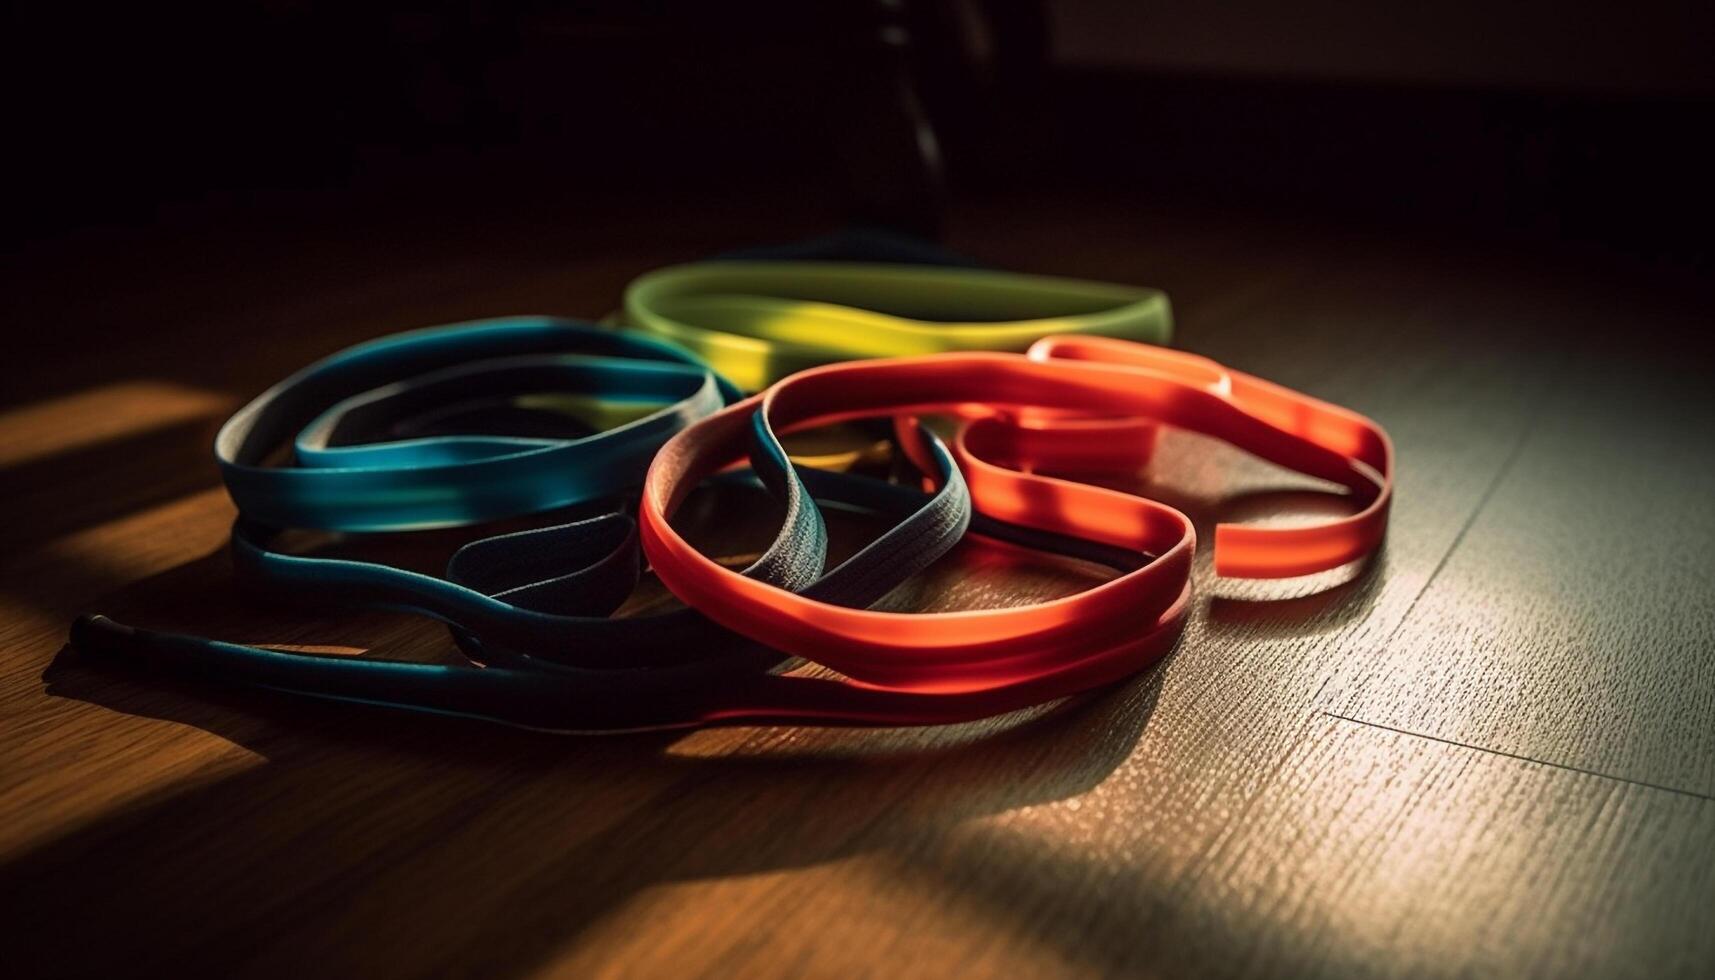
<box><xmin>216</xmin><ymin>317</ymin><xmax>737</xmax><ymax>531</ymax></box>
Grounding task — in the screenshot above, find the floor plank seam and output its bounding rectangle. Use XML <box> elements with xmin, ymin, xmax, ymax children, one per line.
<box><xmin>1320</xmin><ymin>711</ymin><xmax>1715</xmax><ymax>802</ymax></box>
<box><xmin>1317</xmin><ymin>361</ymin><xmax>1558</xmax><ymax>716</ymax></box>
<box><xmin>1376</xmin><ymin>382</ymin><xmax>1548</xmax><ymax>658</ymax></box>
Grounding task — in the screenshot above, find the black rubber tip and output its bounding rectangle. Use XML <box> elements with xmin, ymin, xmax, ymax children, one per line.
<box><xmin>68</xmin><ymin>614</ymin><xmax>135</xmax><ymax>657</ymax></box>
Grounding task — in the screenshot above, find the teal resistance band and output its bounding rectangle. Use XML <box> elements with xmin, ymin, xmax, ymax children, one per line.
<box><xmin>216</xmin><ymin>317</ymin><xmax>737</xmax><ymax>531</ymax></box>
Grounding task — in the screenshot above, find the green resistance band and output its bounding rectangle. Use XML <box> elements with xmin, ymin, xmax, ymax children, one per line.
<box><xmin>621</xmin><ymin>261</ymin><xmax>1173</xmax><ymax>392</ymax></box>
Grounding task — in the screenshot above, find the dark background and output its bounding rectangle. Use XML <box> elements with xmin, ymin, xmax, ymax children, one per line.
<box><xmin>7</xmin><ymin>0</ymin><xmax>1714</xmax><ymax>263</ymax></box>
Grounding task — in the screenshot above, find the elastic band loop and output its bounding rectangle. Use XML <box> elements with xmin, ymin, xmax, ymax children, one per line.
<box><xmin>1025</xmin><ymin>335</ymin><xmax>1392</xmax><ymax>577</ymax></box>
<box><xmin>640</xmin><ymin>338</ymin><xmax>1392</xmax><ymax>699</ymax></box>
<box><xmin>623</xmin><ymin>261</ymin><xmax>1172</xmax><ymax>391</ymax></box>
<box><xmin>216</xmin><ymin>317</ymin><xmax>734</xmax><ymax>531</ymax></box>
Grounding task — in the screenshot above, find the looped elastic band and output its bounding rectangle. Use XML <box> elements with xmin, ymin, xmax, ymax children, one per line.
<box><xmin>1021</xmin><ymin>335</ymin><xmax>1392</xmax><ymax>576</ymax></box>
<box><xmin>216</xmin><ymin>316</ymin><xmax>740</xmax><ymax>531</ymax></box>
<box><xmin>623</xmin><ymin>261</ymin><xmax>1173</xmax><ymax>391</ymax></box>
<box><xmin>640</xmin><ymin>335</ymin><xmax>1392</xmax><ymax>701</ymax></box>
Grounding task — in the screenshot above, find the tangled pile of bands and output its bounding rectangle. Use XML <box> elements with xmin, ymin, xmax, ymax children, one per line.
<box><xmin>72</xmin><ymin>251</ymin><xmax>1391</xmax><ymax>732</ymax></box>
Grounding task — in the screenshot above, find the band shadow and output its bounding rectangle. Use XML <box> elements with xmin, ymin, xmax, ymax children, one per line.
<box><xmin>15</xmin><ymin>640</ymin><xmax>1167</xmax><ymax>978</ymax></box>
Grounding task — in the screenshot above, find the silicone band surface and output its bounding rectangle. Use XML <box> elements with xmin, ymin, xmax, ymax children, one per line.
<box><xmin>639</xmin><ymin>336</ymin><xmax>1392</xmax><ymax>700</ymax></box>
<box><xmin>623</xmin><ymin>261</ymin><xmax>1173</xmax><ymax>391</ymax></box>
<box><xmin>216</xmin><ymin>316</ymin><xmax>739</xmax><ymax>531</ymax></box>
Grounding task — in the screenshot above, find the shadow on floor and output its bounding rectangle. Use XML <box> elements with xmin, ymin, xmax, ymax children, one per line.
<box><xmin>14</xmin><ymin>638</ymin><xmax>1165</xmax><ymax>978</ymax></box>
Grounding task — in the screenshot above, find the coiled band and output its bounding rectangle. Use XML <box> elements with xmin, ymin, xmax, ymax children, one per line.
<box><xmin>639</xmin><ymin>335</ymin><xmax>1392</xmax><ymax>701</ymax></box>
<box><xmin>623</xmin><ymin>261</ymin><xmax>1173</xmax><ymax>391</ymax></box>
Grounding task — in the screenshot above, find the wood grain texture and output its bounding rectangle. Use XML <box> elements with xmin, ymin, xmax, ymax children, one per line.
<box><xmin>1328</xmin><ymin>300</ymin><xmax>1715</xmax><ymax>796</ymax></box>
<box><xmin>1190</xmin><ymin>714</ymin><xmax>1715</xmax><ymax>979</ymax></box>
<box><xmin>1</xmin><ymin>190</ymin><xmax>1711</xmax><ymax>979</ymax></box>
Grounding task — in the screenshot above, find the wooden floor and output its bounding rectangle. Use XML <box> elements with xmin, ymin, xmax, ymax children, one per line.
<box><xmin>2</xmin><ymin>186</ymin><xmax>1712</xmax><ymax>979</ymax></box>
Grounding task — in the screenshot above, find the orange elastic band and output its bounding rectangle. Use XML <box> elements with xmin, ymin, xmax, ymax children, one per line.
<box><xmin>640</xmin><ymin>336</ymin><xmax>1391</xmax><ymax>704</ymax></box>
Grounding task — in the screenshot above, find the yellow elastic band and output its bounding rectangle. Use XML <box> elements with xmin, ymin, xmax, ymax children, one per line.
<box><xmin>621</xmin><ymin>261</ymin><xmax>1173</xmax><ymax>391</ymax></box>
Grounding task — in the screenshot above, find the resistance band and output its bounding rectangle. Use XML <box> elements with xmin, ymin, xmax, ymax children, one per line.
<box><xmin>216</xmin><ymin>316</ymin><xmax>739</xmax><ymax>531</ymax></box>
<box><xmin>622</xmin><ymin>261</ymin><xmax>1173</xmax><ymax>391</ymax></box>
<box><xmin>638</xmin><ymin>335</ymin><xmax>1392</xmax><ymax>705</ymax></box>
<box><xmin>618</xmin><ymin>236</ymin><xmax>1172</xmax><ymax>470</ymax></box>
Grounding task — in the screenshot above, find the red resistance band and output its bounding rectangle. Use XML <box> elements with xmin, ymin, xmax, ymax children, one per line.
<box><xmin>640</xmin><ymin>335</ymin><xmax>1391</xmax><ymax>718</ymax></box>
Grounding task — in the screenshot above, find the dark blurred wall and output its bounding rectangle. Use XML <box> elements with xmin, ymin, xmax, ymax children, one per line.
<box><xmin>1027</xmin><ymin>0</ymin><xmax>1715</xmax><ymax>259</ymax></box>
<box><xmin>3</xmin><ymin>3</ymin><xmax>879</xmax><ymax>235</ymax></box>
<box><xmin>1051</xmin><ymin>0</ymin><xmax>1714</xmax><ymax>95</ymax></box>
<box><xmin>5</xmin><ymin>1</ymin><xmax>1712</xmax><ymax>260</ymax></box>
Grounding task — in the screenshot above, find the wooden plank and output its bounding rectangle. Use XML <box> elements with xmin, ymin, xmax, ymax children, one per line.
<box><xmin>510</xmin><ymin>714</ymin><xmax>1715</xmax><ymax>979</ymax></box>
<box><xmin>1328</xmin><ymin>292</ymin><xmax>1715</xmax><ymax>796</ymax></box>
<box><xmin>1175</xmin><ymin>714</ymin><xmax>1715</xmax><ymax>978</ymax></box>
